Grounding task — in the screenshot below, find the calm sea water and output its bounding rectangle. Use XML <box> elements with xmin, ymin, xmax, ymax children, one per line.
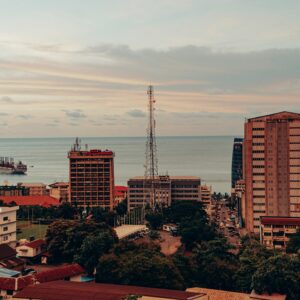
<box><xmin>0</xmin><ymin>136</ymin><xmax>236</xmax><ymax>193</ymax></box>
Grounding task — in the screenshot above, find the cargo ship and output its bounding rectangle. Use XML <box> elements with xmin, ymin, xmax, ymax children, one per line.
<box><xmin>0</xmin><ymin>157</ymin><xmax>27</xmax><ymax>175</ymax></box>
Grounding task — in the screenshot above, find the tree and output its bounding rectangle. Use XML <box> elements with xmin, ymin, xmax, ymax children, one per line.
<box><xmin>115</xmin><ymin>199</ymin><xmax>128</xmax><ymax>216</ymax></box>
<box><xmin>46</xmin><ymin>220</ymin><xmax>118</xmax><ymax>263</ymax></box>
<box><xmin>286</xmin><ymin>228</ymin><xmax>300</xmax><ymax>254</ymax></box>
<box><xmin>74</xmin><ymin>232</ymin><xmax>116</xmax><ymax>275</ymax></box>
<box><xmin>180</xmin><ymin>215</ymin><xmax>217</xmax><ymax>250</ymax></box>
<box><xmin>96</xmin><ymin>241</ymin><xmax>185</xmax><ymax>290</ymax></box>
<box><xmin>163</xmin><ymin>201</ymin><xmax>208</xmax><ymax>224</ymax></box>
<box><xmin>56</xmin><ymin>203</ymin><xmax>76</xmax><ymax>219</ymax></box>
<box><xmin>235</xmin><ymin>238</ymin><xmax>273</xmax><ymax>292</ymax></box>
<box><xmin>145</xmin><ymin>211</ymin><xmax>163</xmax><ymax>230</ymax></box>
<box><xmin>252</xmin><ymin>255</ymin><xmax>300</xmax><ymax>300</ymax></box>
<box><xmin>192</xmin><ymin>238</ymin><xmax>239</xmax><ymax>291</ymax></box>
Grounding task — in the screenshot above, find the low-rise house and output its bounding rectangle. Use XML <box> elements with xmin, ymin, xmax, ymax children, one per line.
<box><xmin>0</xmin><ymin>264</ymin><xmax>85</xmax><ymax>298</ymax></box>
<box><xmin>13</xmin><ymin>281</ymin><xmax>207</xmax><ymax>300</ymax></box>
<box><xmin>0</xmin><ymin>244</ymin><xmax>25</xmax><ymax>271</ymax></box>
<box><xmin>16</xmin><ymin>239</ymin><xmax>46</xmax><ymax>259</ymax></box>
<box><xmin>0</xmin><ymin>206</ymin><xmax>19</xmax><ymax>248</ymax></box>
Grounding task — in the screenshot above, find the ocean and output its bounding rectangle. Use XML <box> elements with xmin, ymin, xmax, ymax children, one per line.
<box><xmin>0</xmin><ymin>136</ymin><xmax>236</xmax><ymax>193</ymax></box>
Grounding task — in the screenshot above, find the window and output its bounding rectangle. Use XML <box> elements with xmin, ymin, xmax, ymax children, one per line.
<box><xmin>3</xmin><ymin>226</ymin><xmax>8</xmax><ymax>232</ymax></box>
<box><xmin>3</xmin><ymin>235</ymin><xmax>8</xmax><ymax>241</ymax></box>
<box><xmin>3</xmin><ymin>216</ymin><xmax>8</xmax><ymax>221</ymax></box>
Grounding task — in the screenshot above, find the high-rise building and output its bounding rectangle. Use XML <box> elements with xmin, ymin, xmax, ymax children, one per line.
<box><xmin>128</xmin><ymin>175</ymin><xmax>201</xmax><ymax>210</ymax></box>
<box><xmin>231</xmin><ymin>138</ymin><xmax>243</xmax><ymax>188</ymax></box>
<box><xmin>244</xmin><ymin>111</ymin><xmax>300</xmax><ymax>233</ymax></box>
<box><xmin>68</xmin><ymin>141</ymin><xmax>115</xmax><ymax>210</ymax></box>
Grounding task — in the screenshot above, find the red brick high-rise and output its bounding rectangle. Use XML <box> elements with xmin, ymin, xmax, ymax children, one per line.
<box><xmin>68</xmin><ymin>145</ymin><xmax>115</xmax><ymax>210</ymax></box>
<box><xmin>244</xmin><ymin>112</ymin><xmax>300</xmax><ymax>233</ymax></box>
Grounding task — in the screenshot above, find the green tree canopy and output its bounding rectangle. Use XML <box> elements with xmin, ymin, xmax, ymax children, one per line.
<box><xmin>252</xmin><ymin>255</ymin><xmax>300</xmax><ymax>300</ymax></box>
<box><xmin>286</xmin><ymin>228</ymin><xmax>300</xmax><ymax>254</ymax></box>
<box><xmin>96</xmin><ymin>241</ymin><xmax>185</xmax><ymax>290</ymax></box>
<box><xmin>46</xmin><ymin>220</ymin><xmax>118</xmax><ymax>263</ymax></box>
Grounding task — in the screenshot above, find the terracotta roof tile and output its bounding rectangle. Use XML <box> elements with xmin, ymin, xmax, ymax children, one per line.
<box><xmin>0</xmin><ymin>195</ymin><xmax>59</xmax><ymax>207</ymax></box>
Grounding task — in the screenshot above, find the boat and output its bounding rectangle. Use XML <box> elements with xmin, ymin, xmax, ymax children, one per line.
<box><xmin>0</xmin><ymin>157</ymin><xmax>27</xmax><ymax>175</ymax></box>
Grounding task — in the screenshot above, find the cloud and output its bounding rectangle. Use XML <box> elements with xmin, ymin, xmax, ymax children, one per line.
<box><xmin>0</xmin><ymin>96</ymin><xmax>14</xmax><ymax>103</ymax></box>
<box><xmin>18</xmin><ymin>114</ymin><xmax>32</xmax><ymax>120</ymax></box>
<box><xmin>127</xmin><ymin>109</ymin><xmax>146</xmax><ymax>118</ymax></box>
<box><xmin>0</xmin><ymin>42</ymin><xmax>300</xmax><ymax>136</ymax></box>
<box><xmin>63</xmin><ymin>109</ymin><xmax>86</xmax><ymax>119</ymax></box>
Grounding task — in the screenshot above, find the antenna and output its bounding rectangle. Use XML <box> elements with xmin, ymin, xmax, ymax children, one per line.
<box><xmin>73</xmin><ymin>137</ymin><xmax>81</xmax><ymax>151</ymax></box>
<box><xmin>144</xmin><ymin>85</ymin><xmax>159</xmax><ymax>209</ymax></box>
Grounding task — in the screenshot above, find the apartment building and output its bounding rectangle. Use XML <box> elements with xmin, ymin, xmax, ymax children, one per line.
<box><xmin>127</xmin><ymin>175</ymin><xmax>201</xmax><ymax>210</ymax></box>
<box><xmin>260</xmin><ymin>216</ymin><xmax>300</xmax><ymax>249</ymax></box>
<box><xmin>0</xmin><ymin>206</ymin><xmax>19</xmax><ymax>248</ymax></box>
<box><xmin>68</xmin><ymin>146</ymin><xmax>115</xmax><ymax>210</ymax></box>
<box><xmin>244</xmin><ymin>111</ymin><xmax>300</xmax><ymax>233</ymax></box>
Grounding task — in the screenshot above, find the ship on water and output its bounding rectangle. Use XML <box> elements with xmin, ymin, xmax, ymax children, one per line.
<box><xmin>0</xmin><ymin>157</ymin><xmax>27</xmax><ymax>175</ymax></box>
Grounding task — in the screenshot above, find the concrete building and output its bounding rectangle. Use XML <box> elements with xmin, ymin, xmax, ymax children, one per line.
<box><xmin>201</xmin><ymin>185</ymin><xmax>212</xmax><ymax>208</ymax></box>
<box><xmin>68</xmin><ymin>148</ymin><xmax>115</xmax><ymax>210</ymax></box>
<box><xmin>18</xmin><ymin>183</ymin><xmax>47</xmax><ymax>196</ymax></box>
<box><xmin>128</xmin><ymin>175</ymin><xmax>201</xmax><ymax>210</ymax></box>
<box><xmin>260</xmin><ymin>216</ymin><xmax>300</xmax><ymax>250</ymax></box>
<box><xmin>49</xmin><ymin>182</ymin><xmax>69</xmax><ymax>203</ymax></box>
<box><xmin>114</xmin><ymin>185</ymin><xmax>127</xmax><ymax>205</ymax></box>
<box><xmin>0</xmin><ymin>206</ymin><xmax>18</xmax><ymax>248</ymax></box>
<box><xmin>243</xmin><ymin>112</ymin><xmax>300</xmax><ymax>233</ymax></box>
<box><xmin>231</xmin><ymin>138</ymin><xmax>244</xmax><ymax>188</ymax></box>
<box><xmin>0</xmin><ymin>185</ymin><xmax>29</xmax><ymax>197</ymax></box>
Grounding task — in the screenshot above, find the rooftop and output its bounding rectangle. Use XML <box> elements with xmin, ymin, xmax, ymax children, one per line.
<box><xmin>20</xmin><ymin>239</ymin><xmax>45</xmax><ymax>249</ymax></box>
<box><xmin>19</xmin><ymin>183</ymin><xmax>46</xmax><ymax>187</ymax></box>
<box><xmin>114</xmin><ymin>225</ymin><xmax>147</xmax><ymax>240</ymax></box>
<box><xmin>13</xmin><ymin>281</ymin><xmax>206</xmax><ymax>300</ymax></box>
<box><xmin>0</xmin><ymin>267</ymin><xmax>20</xmax><ymax>278</ymax></box>
<box><xmin>0</xmin><ymin>244</ymin><xmax>17</xmax><ymax>260</ymax></box>
<box><xmin>129</xmin><ymin>176</ymin><xmax>201</xmax><ymax>181</ymax></box>
<box><xmin>0</xmin><ymin>195</ymin><xmax>59</xmax><ymax>207</ymax></box>
<box><xmin>48</xmin><ymin>182</ymin><xmax>69</xmax><ymax>188</ymax></box>
<box><xmin>261</xmin><ymin>216</ymin><xmax>300</xmax><ymax>226</ymax></box>
<box><xmin>68</xmin><ymin>149</ymin><xmax>114</xmax><ymax>157</ymax></box>
<box><xmin>248</xmin><ymin>111</ymin><xmax>300</xmax><ymax>122</ymax></box>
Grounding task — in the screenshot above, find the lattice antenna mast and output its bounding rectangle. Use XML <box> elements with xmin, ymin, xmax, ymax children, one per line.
<box><xmin>144</xmin><ymin>85</ymin><xmax>158</xmax><ymax>208</ymax></box>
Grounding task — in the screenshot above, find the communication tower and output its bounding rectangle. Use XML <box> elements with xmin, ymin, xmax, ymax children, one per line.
<box><xmin>144</xmin><ymin>85</ymin><xmax>159</xmax><ymax>208</ymax></box>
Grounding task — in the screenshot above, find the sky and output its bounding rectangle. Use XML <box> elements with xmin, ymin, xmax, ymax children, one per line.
<box><xmin>0</xmin><ymin>0</ymin><xmax>300</xmax><ymax>137</ymax></box>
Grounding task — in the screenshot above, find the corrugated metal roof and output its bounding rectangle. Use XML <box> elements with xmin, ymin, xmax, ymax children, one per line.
<box><xmin>0</xmin><ymin>268</ymin><xmax>20</xmax><ymax>278</ymax></box>
<box><xmin>14</xmin><ymin>281</ymin><xmax>205</xmax><ymax>300</ymax></box>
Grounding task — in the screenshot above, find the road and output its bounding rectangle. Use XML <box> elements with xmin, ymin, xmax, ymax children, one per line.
<box><xmin>214</xmin><ymin>201</ymin><xmax>241</xmax><ymax>250</ymax></box>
